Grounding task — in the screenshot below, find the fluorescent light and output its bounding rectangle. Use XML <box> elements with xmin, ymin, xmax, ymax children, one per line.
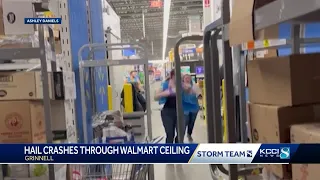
<box><xmin>162</xmin><ymin>0</ymin><xmax>171</xmax><ymax>61</ymax></box>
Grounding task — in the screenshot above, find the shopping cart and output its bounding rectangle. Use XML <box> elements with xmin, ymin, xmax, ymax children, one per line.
<box><xmin>74</xmin><ymin>110</ymin><xmax>163</xmax><ymax>180</ymax></box>
<box><xmin>83</xmin><ymin>137</ymin><xmax>149</xmax><ymax>180</ymax></box>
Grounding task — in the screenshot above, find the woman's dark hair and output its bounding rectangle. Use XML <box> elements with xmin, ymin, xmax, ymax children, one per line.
<box><xmin>165</xmin><ymin>70</ymin><xmax>175</xmax><ymax>81</ymax></box>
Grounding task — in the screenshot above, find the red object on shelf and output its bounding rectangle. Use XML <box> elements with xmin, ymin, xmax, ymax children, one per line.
<box><xmin>150</xmin><ymin>0</ymin><xmax>163</xmax><ymax>8</ymax></box>
<box><xmin>204</xmin><ymin>0</ymin><xmax>210</xmax><ymax>7</ymax></box>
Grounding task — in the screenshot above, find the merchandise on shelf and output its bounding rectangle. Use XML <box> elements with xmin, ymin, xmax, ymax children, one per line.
<box><xmin>247</xmin><ymin>54</ymin><xmax>320</xmax><ymax>106</ymax></box>
<box><xmin>249</xmin><ymin>103</ymin><xmax>320</xmax><ymax>178</ymax></box>
<box><xmin>247</xmin><ymin>52</ymin><xmax>320</xmax><ymax>179</ymax></box>
<box><xmin>1</xmin><ymin>0</ymin><xmax>35</xmax><ymax>35</ymax></box>
<box><xmin>0</xmin><ymin>100</ymin><xmax>46</xmax><ymax>143</ymax></box>
<box><xmin>0</xmin><ymin>71</ymin><xmax>53</xmax><ymax>100</ymax></box>
<box><xmin>229</xmin><ymin>0</ymin><xmax>279</xmax><ymax>45</ymax></box>
<box><xmin>0</xmin><ymin>33</ymin><xmax>60</xmax><ymax>67</ymax></box>
<box><xmin>0</xmin><ymin>71</ymin><xmax>76</xmax><ymax>101</ymax></box>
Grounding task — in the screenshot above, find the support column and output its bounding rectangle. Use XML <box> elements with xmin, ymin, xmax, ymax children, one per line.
<box><xmin>89</xmin><ymin>0</ymin><xmax>108</xmax><ymax>113</ymax></box>
<box><xmin>202</xmin><ymin>0</ymin><xmax>212</xmax><ymax>29</ymax></box>
<box><xmin>68</xmin><ymin>0</ymin><xmax>90</xmax><ymax>142</ymax></box>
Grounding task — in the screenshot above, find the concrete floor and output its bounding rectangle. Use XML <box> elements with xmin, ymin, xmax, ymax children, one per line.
<box><xmin>149</xmin><ymin>82</ymin><xmax>220</xmax><ymax>180</ymax></box>
<box><xmin>148</xmin><ymin>81</ymin><xmax>263</xmax><ymax>180</ymax></box>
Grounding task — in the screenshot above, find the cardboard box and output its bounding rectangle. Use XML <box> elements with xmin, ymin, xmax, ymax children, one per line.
<box><xmin>247</xmin><ymin>54</ymin><xmax>320</xmax><ymax>106</ymax></box>
<box><xmin>2</xmin><ymin>0</ymin><xmax>35</xmax><ymax>35</ymax></box>
<box><xmin>0</xmin><ymin>101</ymin><xmax>46</xmax><ymax>143</ymax></box>
<box><xmin>229</xmin><ymin>0</ymin><xmax>279</xmax><ymax>45</ymax></box>
<box><xmin>0</xmin><ymin>71</ymin><xmax>53</xmax><ymax>100</ymax></box>
<box><xmin>249</xmin><ymin>103</ymin><xmax>320</xmax><ymax>178</ymax></box>
<box><xmin>291</xmin><ymin>123</ymin><xmax>320</xmax><ymax>180</ymax></box>
<box><xmin>249</xmin><ymin>103</ymin><xmax>320</xmax><ymax>143</ymax></box>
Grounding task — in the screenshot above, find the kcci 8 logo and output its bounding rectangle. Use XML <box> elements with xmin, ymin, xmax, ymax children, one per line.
<box><xmin>259</xmin><ymin>147</ymin><xmax>290</xmax><ymax>159</ymax></box>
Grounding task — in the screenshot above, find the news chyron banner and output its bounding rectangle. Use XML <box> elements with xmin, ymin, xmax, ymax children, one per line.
<box><xmin>0</xmin><ymin>144</ymin><xmax>316</xmax><ymax>164</ymax></box>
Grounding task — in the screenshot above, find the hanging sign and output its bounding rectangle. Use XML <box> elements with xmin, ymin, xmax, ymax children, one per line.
<box><xmin>196</xmin><ymin>66</ymin><xmax>204</xmax><ymax>75</ymax></box>
<box><xmin>150</xmin><ymin>0</ymin><xmax>162</xmax><ymax>8</ymax></box>
<box><xmin>204</xmin><ymin>0</ymin><xmax>210</xmax><ymax>7</ymax></box>
<box><xmin>181</xmin><ymin>66</ymin><xmax>191</xmax><ymax>74</ymax></box>
<box><xmin>181</xmin><ymin>48</ymin><xmax>196</xmax><ymax>55</ymax></box>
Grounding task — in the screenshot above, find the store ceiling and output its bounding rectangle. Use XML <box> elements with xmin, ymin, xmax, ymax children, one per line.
<box><xmin>107</xmin><ymin>0</ymin><xmax>203</xmax><ymax>60</ymax></box>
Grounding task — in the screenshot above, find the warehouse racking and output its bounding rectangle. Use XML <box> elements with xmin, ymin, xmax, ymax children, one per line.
<box><xmin>0</xmin><ymin>0</ymin><xmax>105</xmax><ymax>179</ymax></box>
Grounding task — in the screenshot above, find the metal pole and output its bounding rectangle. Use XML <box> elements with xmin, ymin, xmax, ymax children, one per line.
<box><xmin>144</xmin><ymin>60</ymin><xmax>154</xmax><ymax>180</ymax></box>
<box><xmin>174</xmin><ymin>36</ymin><xmax>203</xmax><ymax>143</ymax></box>
<box><xmin>142</xmin><ymin>11</ymin><xmax>146</xmax><ymax>38</ymax></box>
<box><xmin>151</xmin><ymin>41</ymin><xmax>154</xmax><ymax>55</ymax></box>
<box><xmin>221</xmin><ymin>0</ymin><xmax>238</xmax><ymax>178</ymax></box>
<box><xmin>299</xmin><ymin>24</ymin><xmax>305</xmax><ymax>53</ymax></box>
<box><xmin>239</xmin><ymin>52</ymin><xmax>248</xmax><ymax>143</ymax></box>
<box><xmin>209</xmin><ymin>32</ymin><xmax>223</xmax><ymax>144</ymax></box>
<box><xmin>291</xmin><ymin>24</ymin><xmax>300</xmax><ymax>54</ymax></box>
<box><xmin>38</xmin><ymin>24</ymin><xmax>55</xmax><ymax>180</ymax></box>
<box><xmin>86</xmin><ymin>0</ymin><xmax>97</xmax><ymax>115</ymax></box>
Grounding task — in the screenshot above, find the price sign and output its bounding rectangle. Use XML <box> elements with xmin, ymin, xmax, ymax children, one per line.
<box><xmin>182</xmin><ymin>48</ymin><xmax>196</xmax><ymax>55</ymax></box>
<box><xmin>263</xmin><ymin>40</ymin><xmax>270</xmax><ymax>47</ymax></box>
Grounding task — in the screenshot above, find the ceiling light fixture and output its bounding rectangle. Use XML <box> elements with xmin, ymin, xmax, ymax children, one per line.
<box><xmin>162</xmin><ymin>0</ymin><xmax>171</xmax><ymax>61</ymax></box>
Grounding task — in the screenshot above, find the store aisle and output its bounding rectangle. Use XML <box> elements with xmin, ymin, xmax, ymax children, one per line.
<box><xmin>149</xmin><ymin>82</ymin><xmax>214</xmax><ymax>180</ymax></box>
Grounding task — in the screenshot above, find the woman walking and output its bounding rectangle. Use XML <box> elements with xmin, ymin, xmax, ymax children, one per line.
<box><xmin>154</xmin><ymin>70</ymin><xmax>178</xmax><ymax>143</ymax></box>
<box><xmin>154</xmin><ymin>70</ymin><xmax>200</xmax><ymax>143</ymax></box>
<box><xmin>182</xmin><ymin>74</ymin><xmax>201</xmax><ymax>142</ymax></box>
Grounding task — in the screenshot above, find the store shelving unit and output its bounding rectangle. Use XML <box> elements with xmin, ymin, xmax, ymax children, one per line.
<box><xmin>0</xmin><ymin>25</ymin><xmax>56</xmax><ymax>180</ymax></box>
<box><xmin>0</xmin><ymin>0</ymin><xmax>85</xmax><ymax>179</ymax></box>
<box><xmin>203</xmin><ymin>0</ymin><xmax>320</xmax><ymax>179</ymax></box>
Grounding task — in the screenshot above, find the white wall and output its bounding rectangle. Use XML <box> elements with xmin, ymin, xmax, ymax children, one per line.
<box><xmin>101</xmin><ymin>1</ymin><xmax>125</xmax><ymax>110</ymax></box>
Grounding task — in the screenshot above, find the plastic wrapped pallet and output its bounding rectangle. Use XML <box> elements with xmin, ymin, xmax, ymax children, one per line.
<box><xmin>0</xmin><ymin>34</ymin><xmax>53</xmax><ymax>63</ymax></box>
<box><xmin>92</xmin><ymin>110</ymin><xmax>126</xmax><ymax>140</ymax></box>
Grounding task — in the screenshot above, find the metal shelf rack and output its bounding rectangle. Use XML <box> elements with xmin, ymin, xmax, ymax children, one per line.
<box><xmin>202</xmin><ymin>0</ymin><xmax>320</xmax><ymax>179</ymax></box>
<box><xmin>0</xmin><ymin>25</ymin><xmax>56</xmax><ymax>179</ymax></box>
<box><xmin>0</xmin><ymin>0</ymin><xmax>77</xmax><ymax>179</ymax></box>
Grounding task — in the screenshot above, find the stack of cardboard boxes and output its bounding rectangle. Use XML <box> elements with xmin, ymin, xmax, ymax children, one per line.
<box><xmin>229</xmin><ymin>0</ymin><xmax>320</xmax><ymax>179</ymax></box>
<box><xmin>0</xmin><ymin>71</ymin><xmax>76</xmax><ymax>142</ymax></box>
<box><xmin>0</xmin><ymin>71</ymin><xmax>75</xmax><ymax>179</ymax></box>
<box><xmin>247</xmin><ymin>53</ymin><xmax>320</xmax><ymax>179</ymax></box>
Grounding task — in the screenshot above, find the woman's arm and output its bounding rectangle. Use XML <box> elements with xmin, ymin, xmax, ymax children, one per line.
<box><xmin>154</xmin><ymin>88</ymin><xmax>171</xmax><ymax>101</ymax></box>
<box><xmin>154</xmin><ymin>81</ymin><xmax>174</xmax><ymax>101</ymax></box>
<box><xmin>192</xmin><ymin>84</ymin><xmax>202</xmax><ymax>97</ymax></box>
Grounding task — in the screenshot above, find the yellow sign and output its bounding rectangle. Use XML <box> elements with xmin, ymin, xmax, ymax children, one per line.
<box><xmin>263</xmin><ymin>40</ymin><xmax>269</xmax><ymax>47</ymax></box>
<box><xmin>44</xmin><ymin>11</ymin><xmax>54</xmax><ymax>18</ymax></box>
<box><xmin>169</xmin><ymin>50</ymin><xmax>174</xmax><ymax>62</ymax></box>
